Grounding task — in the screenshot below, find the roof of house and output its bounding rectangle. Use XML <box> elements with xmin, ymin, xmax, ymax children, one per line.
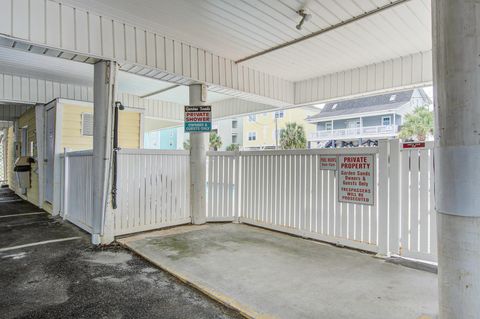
<box><xmin>308</xmin><ymin>89</ymin><xmax>431</xmax><ymax>121</ymax></box>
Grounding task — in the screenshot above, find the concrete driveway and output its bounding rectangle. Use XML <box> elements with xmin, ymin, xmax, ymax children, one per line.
<box><xmin>119</xmin><ymin>223</ymin><xmax>438</xmax><ymax>319</ymax></box>
<box><xmin>0</xmin><ymin>188</ymin><xmax>242</xmax><ymax>319</ymax></box>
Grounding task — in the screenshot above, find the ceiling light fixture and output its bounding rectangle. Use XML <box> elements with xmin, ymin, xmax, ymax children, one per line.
<box><xmin>296</xmin><ymin>9</ymin><xmax>311</xmax><ymax>30</ymax></box>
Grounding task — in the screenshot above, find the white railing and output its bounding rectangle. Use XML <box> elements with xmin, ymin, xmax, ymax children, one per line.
<box><xmin>309</xmin><ymin>125</ymin><xmax>399</xmax><ymax>141</ymax></box>
<box><xmin>114</xmin><ymin>149</ymin><xmax>191</xmax><ymax>236</ymax></box>
<box><xmin>61</xmin><ymin>150</ymin><xmax>94</xmax><ymax>233</ymax></box>
<box><xmin>207</xmin><ymin>151</ymin><xmax>239</xmax><ymax>221</ymax></box>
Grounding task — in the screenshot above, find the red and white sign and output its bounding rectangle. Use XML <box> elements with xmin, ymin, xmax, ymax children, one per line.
<box><xmin>338</xmin><ymin>155</ymin><xmax>375</xmax><ymax>205</ymax></box>
<box><xmin>319</xmin><ymin>155</ymin><xmax>337</xmax><ymax>170</ymax></box>
<box><xmin>402</xmin><ymin>142</ymin><xmax>426</xmax><ymax>149</ymax></box>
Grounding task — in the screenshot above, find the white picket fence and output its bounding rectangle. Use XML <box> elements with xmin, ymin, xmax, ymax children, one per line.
<box><xmin>59</xmin><ymin>141</ymin><xmax>436</xmax><ymax>262</ymax></box>
<box><xmin>61</xmin><ymin>150</ymin><xmax>94</xmax><ymax>233</ymax></box>
<box><xmin>206</xmin><ymin>140</ymin><xmax>437</xmax><ymax>262</ymax></box>
<box><xmin>237</xmin><ymin>146</ymin><xmax>383</xmax><ymax>253</ymax></box>
<box><xmin>114</xmin><ymin>149</ymin><xmax>191</xmax><ymax>236</ymax></box>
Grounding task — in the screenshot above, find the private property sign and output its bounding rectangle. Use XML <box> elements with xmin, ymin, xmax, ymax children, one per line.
<box><xmin>184</xmin><ymin>105</ymin><xmax>212</xmax><ymax>132</ymax></box>
<box><xmin>319</xmin><ymin>155</ymin><xmax>338</xmax><ymax>170</ymax></box>
<box><xmin>338</xmin><ymin>155</ymin><xmax>375</xmax><ymax>205</ymax></box>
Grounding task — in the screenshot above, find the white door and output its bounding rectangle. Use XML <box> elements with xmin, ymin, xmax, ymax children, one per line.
<box><xmin>45</xmin><ymin>107</ymin><xmax>55</xmax><ymax>203</ymax></box>
<box><xmin>346</xmin><ymin>119</ymin><xmax>360</xmax><ymax>128</ymax></box>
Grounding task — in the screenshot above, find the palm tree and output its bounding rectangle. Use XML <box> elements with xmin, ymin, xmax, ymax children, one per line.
<box><xmin>209</xmin><ymin>132</ymin><xmax>223</xmax><ymax>151</ymax></box>
<box><xmin>280</xmin><ymin>122</ymin><xmax>307</xmax><ymax>149</ymax></box>
<box><xmin>226</xmin><ymin>144</ymin><xmax>240</xmax><ymax>151</ymax></box>
<box><xmin>399</xmin><ymin>106</ymin><xmax>434</xmax><ymax>141</ymax></box>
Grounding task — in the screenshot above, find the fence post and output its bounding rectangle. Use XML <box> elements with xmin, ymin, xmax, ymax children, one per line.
<box><xmin>388</xmin><ymin>139</ymin><xmax>401</xmax><ymax>256</ymax></box>
<box><xmin>62</xmin><ymin>148</ymin><xmax>70</xmax><ymax>219</ymax></box>
<box><xmin>234</xmin><ymin>151</ymin><xmax>241</xmax><ymax>223</ymax></box>
<box><xmin>378</xmin><ymin>140</ymin><xmax>389</xmax><ymax>255</ymax></box>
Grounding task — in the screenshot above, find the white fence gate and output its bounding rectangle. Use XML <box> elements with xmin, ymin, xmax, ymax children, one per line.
<box><xmin>114</xmin><ymin>149</ymin><xmax>191</xmax><ymax>236</ymax></box>
<box><xmin>61</xmin><ymin>150</ymin><xmax>94</xmax><ymax>233</ymax></box>
<box><xmin>207</xmin><ymin>151</ymin><xmax>239</xmax><ymax>221</ymax></box>
<box><xmin>398</xmin><ymin>141</ymin><xmax>436</xmax><ymax>262</ymax></box>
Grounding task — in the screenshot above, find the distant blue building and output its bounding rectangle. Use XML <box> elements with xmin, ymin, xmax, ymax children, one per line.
<box><xmin>307</xmin><ymin>88</ymin><xmax>431</xmax><ymax>148</ymax></box>
<box><xmin>144</xmin><ymin>128</ymin><xmax>178</xmax><ymax>150</ymax></box>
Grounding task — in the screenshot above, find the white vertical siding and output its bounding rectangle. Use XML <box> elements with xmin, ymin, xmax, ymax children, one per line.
<box><xmin>117</xmin><ymin>93</ymin><xmax>276</xmax><ymax>122</ymax></box>
<box><xmin>295</xmin><ymin>51</ymin><xmax>433</xmax><ymax>105</ymax></box>
<box><xmin>0</xmin><ymin>72</ymin><xmax>92</xmax><ymax>104</ymax></box>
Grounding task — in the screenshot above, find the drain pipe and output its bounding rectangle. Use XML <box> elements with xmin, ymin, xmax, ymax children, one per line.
<box><xmin>111</xmin><ymin>101</ymin><xmax>124</xmax><ymax>209</ymax></box>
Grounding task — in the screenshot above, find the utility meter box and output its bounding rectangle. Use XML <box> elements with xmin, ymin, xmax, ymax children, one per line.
<box><xmin>14</xmin><ymin>156</ymin><xmax>34</xmax><ymax>191</ymax></box>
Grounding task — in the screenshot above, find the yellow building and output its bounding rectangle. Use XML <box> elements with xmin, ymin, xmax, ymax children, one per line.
<box><xmin>242</xmin><ymin>107</ymin><xmax>317</xmax><ymax>149</ymax></box>
<box><xmin>8</xmin><ymin>98</ymin><xmax>142</xmax><ymax>213</ymax></box>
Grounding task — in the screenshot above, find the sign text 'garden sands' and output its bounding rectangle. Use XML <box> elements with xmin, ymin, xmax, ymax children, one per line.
<box><xmin>338</xmin><ymin>155</ymin><xmax>375</xmax><ymax>205</ymax></box>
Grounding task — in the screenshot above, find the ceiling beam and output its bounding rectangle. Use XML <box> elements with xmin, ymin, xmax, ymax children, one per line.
<box><xmin>235</xmin><ymin>0</ymin><xmax>412</xmax><ymax>64</ymax></box>
<box><xmin>140</xmin><ymin>84</ymin><xmax>180</xmax><ymax>99</ymax></box>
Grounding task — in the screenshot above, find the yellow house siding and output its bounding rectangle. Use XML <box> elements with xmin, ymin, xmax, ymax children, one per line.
<box><xmin>61</xmin><ymin>104</ymin><xmax>94</xmax><ymax>151</ymax></box>
<box><xmin>17</xmin><ymin>108</ymin><xmax>39</xmax><ymax>206</ymax></box>
<box><xmin>243</xmin><ymin>108</ymin><xmax>316</xmax><ymax>149</ymax></box>
<box><xmin>61</xmin><ymin>103</ymin><xmax>141</xmax><ymax>150</ymax></box>
<box><xmin>118</xmin><ymin>111</ymin><xmax>141</xmax><ymax>149</ymax></box>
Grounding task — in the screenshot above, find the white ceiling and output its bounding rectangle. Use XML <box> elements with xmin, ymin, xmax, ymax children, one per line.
<box><xmin>0</xmin><ymin>45</ymin><xmax>93</xmax><ymax>86</ymax></box>
<box><xmin>0</xmin><ymin>46</ymin><xmax>230</xmax><ymax>105</ymax></box>
<box><xmin>59</xmin><ymin>0</ymin><xmax>432</xmax><ymax>81</ymax></box>
<box><xmin>118</xmin><ymin>72</ymin><xmax>230</xmax><ymax>104</ymax></box>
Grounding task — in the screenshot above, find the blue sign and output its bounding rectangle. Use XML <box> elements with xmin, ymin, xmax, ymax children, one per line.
<box><xmin>185</xmin><ymin>105</ymin><xmax>212</xmax><ymax>133</ymax></box>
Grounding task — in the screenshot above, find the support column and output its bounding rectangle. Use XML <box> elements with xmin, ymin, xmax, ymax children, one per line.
<box><xmin>433</xmin><ymin>1</ymin><xmax>480</xmax><ymax>317</ymax></box>
<box><xmin>189</xmin><ymin>84</ymin><xmax>208</xmax><ymax>224</ymax></box>
<box><xmin>92</xmin><ymin>61</ymin><xmax>117</xmax><ymax>244</ymax></box>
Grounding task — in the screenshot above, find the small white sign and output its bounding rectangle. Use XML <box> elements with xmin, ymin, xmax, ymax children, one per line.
<box><xmin>319</xmin><ymin>155</ymin><xmax>337</xmax><ymax>170</ymax></box>
<box><xmin>338</xmin><ymin>154</ymin><xmax>375</xmax><ymax>205</ymax></box>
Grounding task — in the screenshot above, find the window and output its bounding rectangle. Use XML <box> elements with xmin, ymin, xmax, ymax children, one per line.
<box><xmin>248</xmin><ymin>114</ymin><xmax>256</xmax><ymax>122</ymax></box>
<box><xmin>275</xmin><ymin>111</ymin><xmax>284</xmax><ymax>119</ymax></box>
<box><xmin>389</xmin><ymin>94</ymin><xmax>397</xmax><ymax>101</ymax></box>
<box><xmin>325</xmin><ymin>122</ymin><xmax>332</xmax><ymax>130</ymax></box>
<box><xmin>232</xmin><ymin>120</ymin><xmax>238</xmax><ymax>129</ymax></box>
<box><xmin>248</xmin><ymin>132</ymin><xmax>256</xmax><ymax>141</ymax></box>
<box><xmin>331</xmin><ymin>103</ymin><xmax>338</xmax><ymax>110</ymax></box>
<box><xmin>82</xmin><ymin>113</ymin><xmax>94</xmax><ymax>136</ymax></box>
<box><xmin>382</xmin><ymin>116</ymin><xmax>392</xmax><ymax>126</ymax></box>
<box><xmin>232</xmin><ymin>134</ymin><xmax>238</xmax><ymax>144</ymax></box>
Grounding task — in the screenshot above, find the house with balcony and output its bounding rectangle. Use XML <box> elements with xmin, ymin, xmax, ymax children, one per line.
<box><xmin>307</xmin><ymin>88</ymin><xmax>431</xmax><ymax>147</ymax></box>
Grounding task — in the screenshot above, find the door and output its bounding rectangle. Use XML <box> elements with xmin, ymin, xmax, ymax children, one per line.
<box><xmin>346</xmin><ymin>119</ymin><xmax>360</xmax><ymax>128</ymax></box>
<box><xmin>45</xmin><ymin>106</ymin><xmax>55</xmax><ymax>203</ymax></box>
<box><xmin>346</xmin><ymin>119</ymin><xmax>361</xmax><ymax>136</ymax></box>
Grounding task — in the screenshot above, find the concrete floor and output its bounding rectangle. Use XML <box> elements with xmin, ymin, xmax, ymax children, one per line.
<box><xmin>120</xmin><ymin>223</ymin><xmax>438</xmax><ymax>319</ymax></box>
<box><xmin>0</xmin><ymin>188</ymin><xmax>242</xmax><ymax>319</ymax></box>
